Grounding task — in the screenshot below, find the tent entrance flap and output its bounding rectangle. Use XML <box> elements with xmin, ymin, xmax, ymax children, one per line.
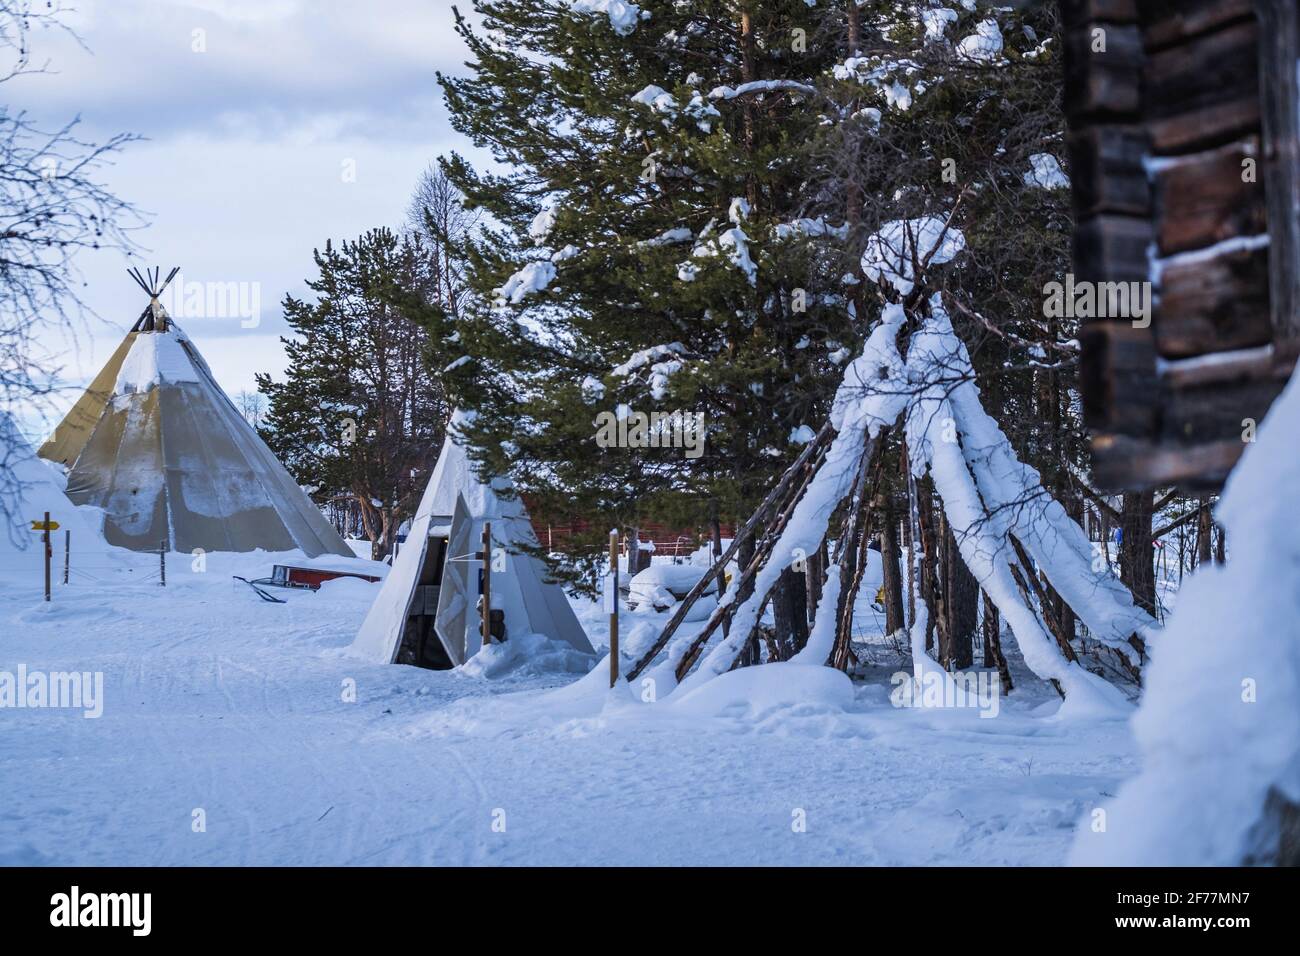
<box><xmin>435</xmin><ymin>494</ymin><xmax>476</xmax><ymax>667</ymax></box>
<box><xmin>395</xmin><ymin>527</ymin><xmax>452</xmax><ymax>670</ymax></box>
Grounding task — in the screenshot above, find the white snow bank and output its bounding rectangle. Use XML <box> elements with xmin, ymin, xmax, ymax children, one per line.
<box><xmin>668</xmin><ymin>661</ymin><xmax>855</xmax><ymax>718</ymax></box>
<box><xmin>628</xmin><ymin>564</ymin><xmax>718</xmax><ymax>619</ymax></box>
<box><xmin>1071</xmin><ymin>369</ymin><xmax>1300</xmax><ymax>866</ymax></box>
<box><xmin>458</xmin><ymin>632</ymin><xmax>594</xmax><ymax>679</ymax></box>
<box><xmin>1</xmin><ymin>417</ymin><xmax>109</xmax><ymax>555</ymax></box>
<box><xmin>629</xmin><ymin>562</ymin><xmax>717</xmax><ymax>595</ymax></box>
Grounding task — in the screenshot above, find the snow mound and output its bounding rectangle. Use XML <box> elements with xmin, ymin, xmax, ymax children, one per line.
<box><xmin>668</xmin><ymin>662</ymin><xmax>855</xmax><ymax>719</ymax></box>
<box><xmin>1</xmin><ymin>418</ymin><xmax>109</xmax><ymax>554</ymax></box>
<box><xmin>458</xmin><ymin>632</ymin><xmax>595</xmax><ymax>680</ymax></box>
<box><xmin>1070</xmin><ymin>370</ymin><xmax>1300</xmax><ymax>866</ymax></box>
<box><xmin>629</xmin><ymin>562</ymin><xmax>716</xmax><ymax>595</ymax></box>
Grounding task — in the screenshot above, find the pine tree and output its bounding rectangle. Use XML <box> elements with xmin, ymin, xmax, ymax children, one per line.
<box><xmin>438</xmin><ymin>0</ymin><xmax>860</xmax><ymax>588</ymax></box>
<box><xmin>257</xmin><ymin>228</ymin><xmax>456</xmax><ymax>560</ymax></box>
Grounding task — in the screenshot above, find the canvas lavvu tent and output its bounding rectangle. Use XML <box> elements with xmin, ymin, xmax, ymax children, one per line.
<box><xmin>351</xmin><ymin>419</ymin><xmax>594</xmax><ymax>668</ymax></box>
<box><xmin>37</xmin><ymin>268</ymin><xmax>351</xmax><ymax>558</ymax></box>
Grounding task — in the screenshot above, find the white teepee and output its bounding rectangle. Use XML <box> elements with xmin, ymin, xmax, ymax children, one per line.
<box><xmin>37</xmin><ymin>268</ymin><xmax>351</xmax><ymax>558</ymax></box>
<box><xmin>351</xmin><ymin>419</ymin><xmax>593</xmax><ymax>668</ymax></box>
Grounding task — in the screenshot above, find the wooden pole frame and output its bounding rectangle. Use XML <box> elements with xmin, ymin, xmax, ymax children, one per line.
<box><xmin>626</xmin><ymin>422</ymin><xmax>834</xmax><ymax>680</ymax></box>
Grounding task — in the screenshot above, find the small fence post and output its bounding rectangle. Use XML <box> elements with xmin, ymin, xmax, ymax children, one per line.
<box><xmin>63</xmin><ymin>530</ymin><xmax>69</xmax><ymax>585</ymax></box>
<box><xmin>159</xmin><ymin>540</ymin><xmax>166</xmax><ymax>587</ymax></box>
<box><xmin>481</xmin><ymin>521</ymin><xmax>492</xmax><ymax>649</ymax></box>
<box><xmin>43</xmin><ymin>511</ymin><xmax>51</xmax><ymax>602</ymax></box>
<box><xmin>609</xmin><ymin>528</ymin><xmax>619</xmax><ymax>687</ymax></box>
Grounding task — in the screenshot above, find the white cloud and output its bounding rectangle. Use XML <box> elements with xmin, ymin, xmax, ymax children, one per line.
<box><xmin>18</xmin><ymin>0</ymin><xmax>490</xmax><ymax>420</ymax></box>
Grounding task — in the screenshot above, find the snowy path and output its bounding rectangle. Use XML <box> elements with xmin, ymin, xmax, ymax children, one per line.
<box><xmin>0</xmin><ymin>550</ymin><xmax>1137</xmax><ymax>866</ymax></box>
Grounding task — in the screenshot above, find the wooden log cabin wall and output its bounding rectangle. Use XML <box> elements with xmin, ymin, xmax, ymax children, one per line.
<box><xmin>1066</xmin><ymin>0</ymin><xmax>1300</xmax><ymax>491</ymax></box>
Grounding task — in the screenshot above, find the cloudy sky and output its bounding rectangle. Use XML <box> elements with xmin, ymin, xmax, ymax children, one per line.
<box><xmin>16</xmin><ymin>0</ymin><xmax>488</xmax><ymax>428</ymax></box>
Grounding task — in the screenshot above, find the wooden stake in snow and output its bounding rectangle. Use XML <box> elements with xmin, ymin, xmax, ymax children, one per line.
<box><xmin>481</xmin><ymin>522</ymin><xmax>492</xmax><ymax>648</ymax></box>
<box><xmin>63</xmin><ymin>530</ymin><xmax>69</xmax><ymax>586</ymax></box>
<box><xmin>609</xmin><ymin>529</ymin><xmax>620</xmax><ymax>687</ymax></box>
<box><xmin>159</xmin><ymin>540</ymin><xmax>166</xmax><ymax>587</ymax></box>
<box><xmin>43</xmin><ymin>511</ymin><xmax>51</xmax><ymax>602</ymax></box>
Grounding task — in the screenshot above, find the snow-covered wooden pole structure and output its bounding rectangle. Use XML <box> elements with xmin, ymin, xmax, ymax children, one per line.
<box><xmin>630</xmin><ymin>217</ymin><xmax>1155</xmax><ymax>708</ymax></box>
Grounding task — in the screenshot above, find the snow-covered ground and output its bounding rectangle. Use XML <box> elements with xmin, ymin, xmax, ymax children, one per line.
<box><xmin>0</xmin><ymin>545</ymin><xmax>1138</xmax><ymax>866</ymax></box>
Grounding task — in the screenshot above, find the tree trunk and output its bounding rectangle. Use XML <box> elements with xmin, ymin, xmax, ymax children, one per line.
<box><xmin>982</xmin><ymin>591</ymin><xmax>1012</xmax><ymax>693</ymax></box>
<box><xmin>1215</xmin><ymin>522</ymin><xmax>1226</xmax><ymax>565</ymax></box>
<box><xmin>736</xmin><ymin>533</ymin><xmax>758</xmax><ymax>665</ymax></box>
<box><xmin>772</xmin><ymin>567</ymin><xmax>808</xmax><ymax>658</ymax></box>
<box><xmin>1120</xmin><ymin>491</ymin><xmax>1156</xmax><ymax>615</ymax></box>
<box><xmin>942</xmin><ymin>518</ymin><xmax>978</xmax><ymax>670</ymax></box>
<box><xmin>879</xmin><ymin>492</ymin><xmax>906</xmax><ymax>637</ymax></box>
<box><xmin>806</xmin><ymin>539</ymin><xmax>824</xmax><ymax>623</ymax></box>
<box><xmin>916</xmin><ymin>478</ymin><xmax>940</xmax><ymax>652</ymax></box>
<box><xmin>1197</xmin><ymin>496</ymin><xmax>1213</xmax><ymax>567</ymax></box>
<box><xmin>710</xmin><ymin>500</ymin><xmax>727</xmax><ymax>600</ymax></box>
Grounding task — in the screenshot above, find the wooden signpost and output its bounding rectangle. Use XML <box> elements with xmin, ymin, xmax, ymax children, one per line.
<box><xmin>39</xmin><ymin>511</ymin><xmax>53</xmax><ymax>601</ymax></box>
<box><xmin>30</xmin><ymin>513</ymin><xmax>59</xmax><ymax>601</ymax></box>
<box><xmin>608</xmin><ymin>529</ymin><xmax>619</xmax><ymax>687</ymax></box>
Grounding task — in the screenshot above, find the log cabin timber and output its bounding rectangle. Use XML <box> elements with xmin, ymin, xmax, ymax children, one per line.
<box><xmin>1065</xmin><ymin>0</ymin><xmax>1300</xmax><ymax>490</ymax></box>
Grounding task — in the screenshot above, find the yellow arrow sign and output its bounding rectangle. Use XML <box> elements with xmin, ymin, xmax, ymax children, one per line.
<box><xmin>30</xmin><ymin>519</ymin><xmax>60</xmax><ymax>532</ymax></box>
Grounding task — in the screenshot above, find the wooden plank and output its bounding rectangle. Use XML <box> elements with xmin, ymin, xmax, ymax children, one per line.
<box><xmin>1155</xmin><ymin>244</ymin><xmax>1273</xmax><ymax>356</ymax></box>
<box><xmin>1152</xmin><ymin>139</ymin><xmax>1266</xmax><ymax>255</ymax></box>
<box><xmin>1256</xmin><ymin>0</ymin><xmax>1300</xmax><ymax>344</ymax></box>
<box><xmin>1074</xmin><ymin>214</ymin><xmax>1153</xmax><ymax>283</ymax></box>
<box><xmin>1162</xmin><ymin>375</ymin><xmax>1288</xmax><ymax>443</ymax></box>
<box><xmin>1079</xmin><ymin>321</ymin><xmax>1159</xmax><ymax>436</ymax></box>
<box><xmin>1146</xmin><ymin>19</ymin><xmax>1260</xmax><ymax>154</ymax></box>
<box><xmin>1064</xmin><ymin>23</ymin><xmax>1143</xmax><ymax>121</ymax></box>
<box><xmin>1091</xmin><ymin>433</ymin><xmax>1245</xmax><ymax>491</ymax></box>
<box><xmin>1068</xmin><ymin>124</ymin><xmax>1151</xmax><ymax>217</ymax></box>
<box><xmin>1142</xmin><ymin>0</ymin><xmax>1255</xmax><ymax>50</ymax></box>
<box><xmin>1159</xmin><ymin>344</ymin><xmax>1293</xmax><ymax>389</ymax></box>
